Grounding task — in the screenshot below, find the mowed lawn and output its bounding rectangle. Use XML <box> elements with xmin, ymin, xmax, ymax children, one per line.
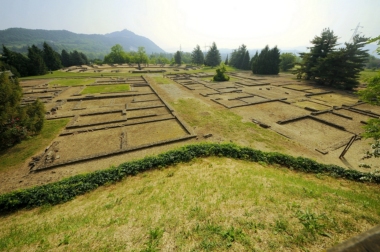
<box><xmin>0</xmin><ymin>157</ymin><xmax>379</xmax><ymax>251</ymax></box>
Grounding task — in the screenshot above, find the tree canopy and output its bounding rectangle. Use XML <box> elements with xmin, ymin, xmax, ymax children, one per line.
<box><xmin>280</xmin><ymin>53</ymin><xmax>296</xmax><ymax>71</ymax></box>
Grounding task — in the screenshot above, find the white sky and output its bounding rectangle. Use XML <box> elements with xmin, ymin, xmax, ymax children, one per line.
<box><xmin>0</xmin><ymin>0</ymin><xmax>379</xmax><ymax>52</ymax></box>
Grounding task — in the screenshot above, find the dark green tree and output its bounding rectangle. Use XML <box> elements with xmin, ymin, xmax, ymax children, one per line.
<box><xmin>191</xmin><ymin>45</ymin><xmax>204</xmax><ymax>65</ymax></box>
<box><xmin>205</xmin><ymin>42</ymin><xmax>221</xmax><ymax>67</ymax></box>
<box><xmin>252</xmin><ymin>45</ymin><xmax>280</xmax><ymax>75</ymax></box>
<box><xmin>224</xmin><ymin>54</ymin><xmax>229</xmax><ymax>65</ymax></box>
<box><xmin>61</xmin><ymin>49</ymin><xmax>71</xmax><ymax>67</ymax></box>
<box><xmin>241</xmin><ymin>51</ymin><xmax>251</xmax><ymax>70</ymax></box>
<box><xmin>1</xmin><ymin>45</ymin><xmax>30</xmax><ymax>77</ymax></box>
<box><xmin>27</xmin><ymin>45</ymin><xmax>46</xmax><ymax>75</ymax></box>
<box><xmin>43</xmin><ymin>42</ymin><xmax>62</xmax><ymax>71</ymax></box>
<box><xmin>296</xmin><ymin>28</ymin><xmax>338</xmax><ymax>80</ymax></box>
<box><xmin>174</xmin><ymin>51</ymin><xmax>182</xmax><ymax>65</ymax></box>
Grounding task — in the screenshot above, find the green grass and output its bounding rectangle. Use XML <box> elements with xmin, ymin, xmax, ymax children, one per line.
<box><xmin>360</xmin><ymin>69</ymin><xmax>380</xmax><ymax>81</ymax></box>
<box><xmin>80</xmin><ymin>84</ymin><xmax>130</xmax><ymax>94</ymax></box>
<box><xmin>152</xmin><ymin>76</ymin><xmax>175</xmax><ymax>84</ymax></box>
<box><xmin>0</xmin><ymin>119</ymin><xmax>70</xmax><ymax>173</ymax></box>
<box><xmin>48</xmin><ymin>78</ymin><xmax>95</xmax><ymax>86</ymax></box>
<box><xmin>0</xmin><ymin>157</ymin><xmax>379</xmax><ymax>251</ymax></box>
<box><xmin>171</xmin><ymin>98</ymin><xmax>284</xmax><ymax>151</ymax></box>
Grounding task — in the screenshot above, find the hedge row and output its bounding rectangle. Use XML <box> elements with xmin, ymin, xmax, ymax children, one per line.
<box><xmin>1</xmin><ymin>143</ymin><xmax>379</xmax><ymax>215</ymax></box>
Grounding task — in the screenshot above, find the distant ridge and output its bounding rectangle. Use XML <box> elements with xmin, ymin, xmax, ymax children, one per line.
<box><xmin>0</xmin><ymin>28</ymin><xmax>165</xmax><ymax>59</ymax></box>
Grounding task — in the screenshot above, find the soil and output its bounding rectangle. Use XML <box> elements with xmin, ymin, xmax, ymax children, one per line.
<box><xmin>1</xmin><ymin>71</ymin><xmax>379</xmax><ymax>194</ymax></box>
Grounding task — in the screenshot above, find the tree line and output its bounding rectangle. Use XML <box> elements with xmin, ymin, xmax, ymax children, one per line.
<box><xmin>0</xmin><ymin>42</ymin><xmax>89</xmax><ymax>77</ymax></box>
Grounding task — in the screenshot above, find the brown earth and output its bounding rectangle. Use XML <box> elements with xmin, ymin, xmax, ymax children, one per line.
<box><xmin>0</xmin><ymin>71</ymin><xmax>379</xmax><ymax>194</ymax></box>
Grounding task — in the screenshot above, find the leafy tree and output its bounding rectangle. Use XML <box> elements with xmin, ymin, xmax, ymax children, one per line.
<box><xmin>205</xmin><ymin>42</ymin><xmax>221</xmax><ymax>67</ymax></box>
<box><xmin>174</xmin><ymin>51</ymin><xmax>182</xmax><ymax>64</ymax></box>
<box><xmin>252</xmin><ymin>45</ymin><xmax>281</xmax><ymax>74</ymax></box>
<box><xmin>213</xmin><ymin>63</ymin><xmax>230</xmax><ymax>81</ymax></box>
<box><xmin>0</xmin><ymin>72</ymin><xmax>45</xmax><ymax>149</ymax></box>
<box><xmin>280</xmin><ymin>53</ymin><xmax>296</xmax><ymax>71</ymax></box>
<box><xmin>27</xmin><ymin>45</ymin><xmax>46</xmax><ymax>75</ymax></box>
<box><xmin>135</xmin><ymin>47</ymin><xmax>148</xmax><ymax>64</ymax></box>
<box><xmin>103</xmin><ymin>44</ymin><xmax>129</xmax><ymax>64</ymax></box>
<box><xmin>366</xmin><ymin>55</ymin><xmax>380</xmax><ymax>69</ymax></box>
<box><xmin>191</xmin><ymin>45</ymin><xmax>204</xmax><ymax>65</ymax></box>
<box><xmin>43</xmin><ymin>42</ymin><xmax>62</xmax><ymax>71</ymax></box>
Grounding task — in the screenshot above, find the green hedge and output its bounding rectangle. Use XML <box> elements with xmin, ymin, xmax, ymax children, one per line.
<box><xmin>1</xmin><ymin>143</ymin><xmax>379</xmax><ymax>215</ymax></box>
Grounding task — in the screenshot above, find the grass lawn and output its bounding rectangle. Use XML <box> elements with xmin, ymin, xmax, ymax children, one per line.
<box><xmin>80</xmin><ymin>84</ymin><xmax>130</xmax><ymax>94</ymax></box>
<box><xmin>0</xmin><ymin>119</ymin><xmax>70</xmax><ymax>173</ymax></box>
<box><xmin>0</xmin><ymin>157</ymin><xmax>379</xmax><ymax>251</ymax></box>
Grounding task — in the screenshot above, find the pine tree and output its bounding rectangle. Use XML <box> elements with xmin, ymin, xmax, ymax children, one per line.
<box><xmin>61</xmin><ymin>49</ymin><xmax>71</xmax><ymax>67</ymax></box>
<box><xmin>1</xmin><ymin>45</ymin><xmax>30</xmax><ymax>77</ymax></box>
<box><xmin>191</xmin><ymin>45</ymin><xmax>204</xmax><ymax>65</ymax></box>
<box><xmin>27</xmin><ymin>45</ymin><xmax>46</xmax><ymax>76</ymax></box>
<box><xmin>174</xmin><ymin>51</ymin><xmax>182</xmax><ymax>65</ymax></box>
<box><xmin>205</xmin><ymin>42</ymin><xmax>221</xmax><ymax>67</ymax></box>
<box><xmin>241</xmin><ymin>51</ymin><xmax>251</xmax><ymax>70</ymax></box>
<box><xmin>251</xmin><ymin>46</ymin><xmax>280</xmax><ymax>75</ymax></box>
<box><xmin>224</xmin><ymin>54</ymin><xmax>229</xmax><ymax>65</ymax></box>
<box><xmin>43</xmin><ymin>42</ymin><xmax>62</xmax><ymax>71</ymax></box>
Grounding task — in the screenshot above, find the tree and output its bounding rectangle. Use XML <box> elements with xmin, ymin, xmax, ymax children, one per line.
<box><xmin>358</xmin><ymin>36</ymin><xmax>380</xmax><ymax>158</ymax></box>
<box><xmin>61</xmin><ymin>49</ymin><xmax>71</xmax><ymax>67</ymax></box>
<box><xmin>295</xmin><ymin>29</ymin><xmax>369</xmax><ymax>90</ymax></box>
<box><xmin>174</xmin><ymin>51</ymin><xmax>182</xmax><ymax>65</ymax></box>
<box><xmin>280</xmin><ymin>53</ymin><xmax>296</xmax><ymax>71</ymax></box>
<box><xmin>103</xmin><ymin>44</ymin><xmax>129</xmax><ymax>64</ymax></box>
<box><xmin>205</xmin><ymin>42</ymin><xmax>221</xmax><ymax>67</ymax></box>
<box><xmin>213</xmin><ymin>63</ymin><xmax>230</xmax><ymax>81</ymax></box>
<box><xmin>241</xmin><ymin>51</ymin><xmax>251</xmax><ymax>70</ymax></box>
<box><xmin>191</xmin><ymin>45</ymin><xmax>204</xmax><ymax>65</ymax></box>
<box><xmin>252</xmin><ymin>45</ymin><xmax>281</xmax><ymax>75</ymax></box>
<box><xmin>43</xmin><ymin>42</ymin><xmax>62</xmax><ymax>71</ymax></box>
<box><xmin>224</xmin><ymin>54</ymin><xmax>229</xmax><ymax>65</ymax></box>
<box><xmin>1</xmin><ymin>45</ymin><xmax>30</xmax><ymax>77</ymax></box>
<box><xmin>135</xmin><ymin>47</ymin><xmax>148</xmax><ymax>64</ymax></box>
<box><xmin>229</xmin><ymin>44</ymin><xmax>250</xmax><ymax>70</ymax></box>
<box><xmin>0</xmin><ymin>72</ymin><xmax>45</xmax><ymax>149</ymax></box>
<box><xmin>27</xmin><ymin>45</ymin><xmax>46</xmax><ymax>76</ymax></box>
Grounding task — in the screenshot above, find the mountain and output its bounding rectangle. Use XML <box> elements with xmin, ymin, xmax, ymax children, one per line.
<box><xmin>0</xmin><ymin>28</ymin><xmax>165</xmax><ymax>59</ymax></box>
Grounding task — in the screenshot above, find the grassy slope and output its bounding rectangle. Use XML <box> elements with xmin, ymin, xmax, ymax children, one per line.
<box><xmin>0</xmin><ymin>157</ymin><xmax>378</xmax><ymax>251</ymax></box>
<box><xmin>0</xmin><ymin>119</ymin><xmax>70</xmax><ymax>173</ymax></box>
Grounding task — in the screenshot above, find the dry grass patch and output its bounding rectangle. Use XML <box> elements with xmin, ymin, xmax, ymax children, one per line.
<box><xmin>0</xmin><ymin>157</ymin><xmax>379</xmax><ymax>251</ymax></box>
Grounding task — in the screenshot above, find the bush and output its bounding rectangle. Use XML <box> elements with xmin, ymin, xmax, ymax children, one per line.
<box><xmin>213</xmin><ymin>64</ymin><xmax>230</xmax><ymax>81</ymax></box>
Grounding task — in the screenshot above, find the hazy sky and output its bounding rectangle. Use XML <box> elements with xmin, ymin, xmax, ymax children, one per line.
<box><xmin>1</xmin><ymin>0</ymin><xmax>379</xmax><ymax>52</ymax></box>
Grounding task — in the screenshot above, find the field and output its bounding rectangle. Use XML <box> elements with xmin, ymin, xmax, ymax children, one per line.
<box><xmin>1</xmin><ymin>65</ymin><xmax>380</xmax><ymax>251</ymax></box>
